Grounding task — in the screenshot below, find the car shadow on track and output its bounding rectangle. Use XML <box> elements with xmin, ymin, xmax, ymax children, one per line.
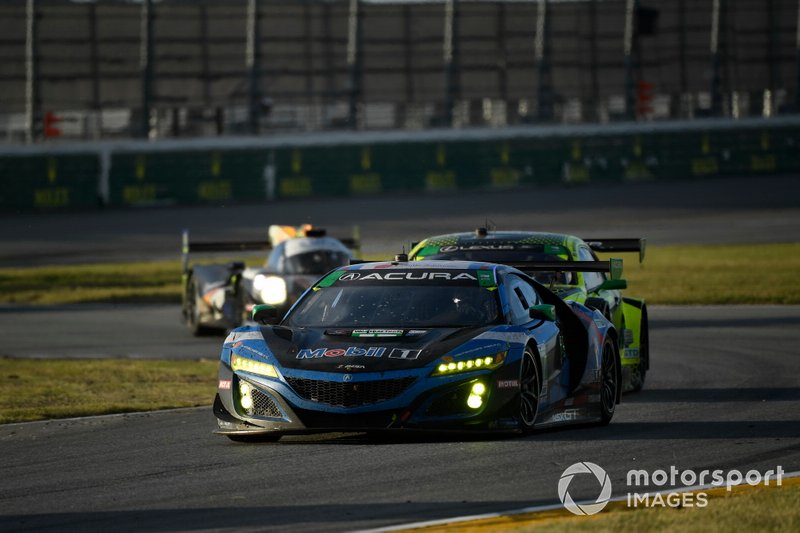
<box><xmin>531</xmin><ymin>420</ymin><xmax>800</xmax><ymax>441</ymax></box>
<box><xmin>624</xmin><ymin>387</ymin><xmax>800</xmax><ymax>403</ymax></box>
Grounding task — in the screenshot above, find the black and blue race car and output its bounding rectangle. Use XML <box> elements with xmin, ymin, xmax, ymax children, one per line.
<box><xmin>213</xmin><ymin>259</ymin><xmax>621</xmax><ymax>441</ymax></box>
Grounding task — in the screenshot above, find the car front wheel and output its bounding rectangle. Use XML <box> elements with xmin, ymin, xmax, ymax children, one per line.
<box><xmin>519</xmin><ymin>348</ymin><xmax>541</xmax><ymax>433</ymax></box>
<box><xmin>599</xmin><ymin>338</ymin><xmax>619</xmax><ymax>425</ymax></box>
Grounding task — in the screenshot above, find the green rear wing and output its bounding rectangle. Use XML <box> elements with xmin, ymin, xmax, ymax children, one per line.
<box><xmin>503</xmin><ymin>259</ymin><xmax>624</xmax><ymax>280</ymax></box>
<box><xmin>583</xmin><ymin>238</ymin><xmax>646</xmax><ymax>263</ymax></box>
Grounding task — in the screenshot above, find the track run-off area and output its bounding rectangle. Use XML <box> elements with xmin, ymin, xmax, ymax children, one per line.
<box><xmin>1</xmin><ymin>175</ymin><xmax>799</xmax><ymax>531</ymax></box>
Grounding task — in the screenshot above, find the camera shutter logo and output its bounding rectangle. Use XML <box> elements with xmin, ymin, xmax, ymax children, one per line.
<box><xmin>558</xmin><ymin>462</ymin><xmax>612</xmax><ymax>516</ymax></box>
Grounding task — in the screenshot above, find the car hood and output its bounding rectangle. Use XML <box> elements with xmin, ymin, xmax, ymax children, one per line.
<box><xmin>257</xmin><ymin>325</ymin><xmax>499</xmax><ymax>373</ymax></box>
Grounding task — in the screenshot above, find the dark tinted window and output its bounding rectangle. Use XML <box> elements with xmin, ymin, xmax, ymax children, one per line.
<box><xmin>285</xmin><ymin>251</ymin><xmax>350</xmax><ymax>275</ymax></box>
<box><xmin>285</xmin><ymin>285</ymin><xmax>501</xmax><ymax>328</ymax></box>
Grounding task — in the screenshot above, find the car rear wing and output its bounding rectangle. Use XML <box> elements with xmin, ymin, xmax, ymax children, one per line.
<box><xmin>181</xmin><ymin>226</ymin><xmax>361</xmax><ymax>274</ymax></box>
<box><xmin>582</xmin><ymin>238</ymin><xmax>646</xmax><ymax>263</ymax></box>
<box><xmin>502</xmin><ymin>259</ymin><xmax>624</xmax><ymax>280</ymax></box>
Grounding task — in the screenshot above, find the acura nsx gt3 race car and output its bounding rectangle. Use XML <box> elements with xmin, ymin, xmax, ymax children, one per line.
<box><xmin>409</xmin><ymin>230</ymin><xmax>649</xmax><ymax>392</ymax></box>
<box><xmin>182</xmin><ymin>225</ymin><xmax>359</xmax><ymax>335</ymax></box>
<box><xmin>213</xmin><ymin>260</ymin><xmax>621</xmax><ymax>441</ymax></box>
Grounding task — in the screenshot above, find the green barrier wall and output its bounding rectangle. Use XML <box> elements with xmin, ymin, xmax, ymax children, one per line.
<box><xmin>1</xmin><ymin>117</ymin><xmax>798</xmax><ymax>211</ymax></box>
<box><xmin>0</xmin><ymin>153</ymin><xmax>99</xmax><ymax>210</ymax></box>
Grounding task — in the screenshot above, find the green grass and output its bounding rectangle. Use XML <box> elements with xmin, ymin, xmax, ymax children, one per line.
<box><xmin>0</xmin><ymin>357</ymin><xmax>218</xmax><ymax>424</ymax></box>
<box><xmin>519</xmin><ymin>483</ymin><xmax>800</xmax><ymax>532</ymax></box>
<box><xmin>603</xmin><ymin>243</ymin><xmax>800</xmax><ymax>305</ymax></box>
<box><xmin>1</xmin><ymin>243</ymin><xmax>798</xmax><ymax>306</ymax></box>
<box><xmin>0</xmin><ymin>260</ymin><xmax>184</xmax><ymax>305</ymax></box>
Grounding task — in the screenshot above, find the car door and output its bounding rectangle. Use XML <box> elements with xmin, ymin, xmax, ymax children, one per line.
<box><xmin>503</xmin><ymin>273</ymin><xmax>565</xmax><ymax>407</ymax></box>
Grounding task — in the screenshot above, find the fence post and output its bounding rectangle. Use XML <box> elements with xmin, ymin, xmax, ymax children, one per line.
<box><xmin>443</xmin><ymin>0</ymin><xmax>461</xmax><ymax>127</ymax></box>
<box><xmin>709</xmin><ymin>0</ymin><xmax>724</xmax><ymax>117</ymax></box>
<box><xmin>25</xmin><ymin>0</ymin><xmax>41</xmax><ymax>143</ymax></box>
<box><xmin>246</xmin><ymin>0</ymin><xmax>262</xmax><ymax>135</ymax></box>
<box><xmin>535</xmin><ymin>0</ymin><xmax>552</xmax><ymax>122</ymax></box>
<box><xmin>346</xmin><ymin>0</ymin><xmax>363</xmax><ymax>129</ymax></box>
<box><xmin>140</xmin><ymin>0</ymin><xmax>154</xmax><ymax>138</ymax></box>
<box><xmin>623</xmin><ymin>0</ymin><xmax>638</xmax><ymax>120</ymax></box>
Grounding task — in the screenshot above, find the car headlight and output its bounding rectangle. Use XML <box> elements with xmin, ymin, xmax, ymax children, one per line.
<box><xmin>431</xmin><ymin>351</ymin><xmax>507</xmax><ymax>376</ymax></box>
<box><xmin>253</xmin><ymin>275</ymin><xmax>287</xmax><ymax>305</ymax></box>
<box><xmin>231</xmin><ymin>353</ymin><xmax>278</xmax><ymax>378</ymax></box>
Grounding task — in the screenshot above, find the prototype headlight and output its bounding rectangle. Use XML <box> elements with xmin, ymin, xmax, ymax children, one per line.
<box><xmin>253</xmin><ymin>275</ymin><xmax>287</xmax><ymax>305</ymax></box>
<box><xmin>231</xmin><ymin>353</ymin><xmax>278</xmax><ymax>378</ymax></box>
<box><xmin>431</xmin><ymin>351</ymin><xmax>507</xmax><ymax>376</ymax></box>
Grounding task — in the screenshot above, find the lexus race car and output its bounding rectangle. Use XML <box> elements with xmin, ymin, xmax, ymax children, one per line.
<box><xmin>213</xmin><ymin>260</ymin><xmax>621</xmax><ymax>441</ymax></box>
<box><xmin>409</xmin><ymin>230</ymin><xmax>648</xmax><ymax>392</ymax></box>
<box><xmin>182</xmin><ymin>225</ymin><xmax>359</xmax><ymax>335</ymax></box>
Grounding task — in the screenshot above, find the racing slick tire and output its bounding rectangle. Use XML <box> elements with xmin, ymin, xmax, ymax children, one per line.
<box><xmin>629</xmin><ymin>309</ymin><xmax>649</xmax><ymax>393</ymax></box>
<box><xmin>186</xmin><ymin>277</ymin><xmax>216</xmax><ymax>337</ymax></box>
<box><xmin>599</xmin><ymin>337</ymin><xmax>620</xmax><ymax>426</ymax></box>
<box><xmin>519</xmin><ymin>346</ymin><xmax>541</xmax><ymax>434</ymax></box>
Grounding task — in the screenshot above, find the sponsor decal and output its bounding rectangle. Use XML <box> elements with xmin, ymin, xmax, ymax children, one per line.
<box><xmin>337</xmin><ymin>364</ymin><xmax>366</xmax><ymax>370</ymax></box>
<box><xmin>440</xmin><ymin>244</ymin><xmax>517</xmax><ymax>252</ymax></box>
<box><xmin>218</xmin><ymin>379</ymin><xmax>232</xmax><ymax>390</ymax></box>
<box><xmin>407</xmin><ymin>329</ymin><xmax>428</xmax><ymax>336</ymax></box>
<box><xmin>388</xmin><ymin>348</ymin><xmax>421</xmax><ymax>360</ymax></box>
<box><xmin>339</xmin><ymin>271</ymin><xmax>478</xmax><ymax>281</ymax></box>
<box><xmin>224</xmin><ymin>330</ymin><xmax>265</xmax><ymax>345</ymax></box>
<box><xmin>552</xmin><ymin>408</ymin><xmax>583</xmax><ymax>422</ymax></box>
<box><xmin>477</xmin><ymin>269</ymin><xmax>496</xmax><ymax>288</ymax></box>
<box><xmin>237</xmin><ymin>344</ymin><xmax>271</xmax><ymax>359</ymax></box>
<box><xmin>623</xmin><ymin>348</ymin><xmax>640</xmax><ymax>359</ymax></box>
<box><xmin>496</xmin><ymin>379</ymin><xmax>519</xmax><ymax>389</ymax></box>
<box><xmin>296</xmin><ymin>346</ymin><xmax>386</xmax><ymax>359</ymax></box>
<box><xmin>352</xmin><ymin>329</ymin><xmax>403</xmax><ymax>337</ymax></box>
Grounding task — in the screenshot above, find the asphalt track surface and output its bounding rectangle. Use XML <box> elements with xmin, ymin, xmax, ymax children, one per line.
<box><xmin>1</xmin><ymin>175</ymin><xmax>799</xmax><ymax>531</ymax></box>
<box><xmin>2</xmin><ymin>173</ymin><xmax>799</xmax><ymax>266</ymax></box>
<box><xmin>1</xmin><ymin>305</ymin><xmax>799</xmax><ymax>532</ymax></box>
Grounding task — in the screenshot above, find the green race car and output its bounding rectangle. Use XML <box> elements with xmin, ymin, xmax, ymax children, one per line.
<box><xmin>409</xmin><ymin>229</ymin><xmax>648</xmax><ymax>392</ymax></box>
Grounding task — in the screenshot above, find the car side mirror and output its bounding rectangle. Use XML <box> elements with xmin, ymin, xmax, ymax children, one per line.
<box><xmin>528</xmin><ymin>304</ymin><xmax>556</xmax><ymax>322</ymax></box>
<box><xmin>252</xmin><ymin>303</ymin><xmax>278</xmax><ymax>324</ymax></box>
<box><xmin>598</xmin><ymin>279</ymin><xmax>628</xmax><ymax>291</ymax></box>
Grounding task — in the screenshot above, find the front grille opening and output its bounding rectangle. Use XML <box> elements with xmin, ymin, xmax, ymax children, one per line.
<box><xmin>426</xmin><ymin>383</ymin><xmax>474</xmax><ymax>417</ymax></box>
<box><xmin>285</xmin><ymin>376</ymin><xmax>416</xmax><ymax>408</ymax></box>
<box><xmin>249</xmin><ymin>388</ymin><xmax>283</xmax><ymax>418</ymax></box>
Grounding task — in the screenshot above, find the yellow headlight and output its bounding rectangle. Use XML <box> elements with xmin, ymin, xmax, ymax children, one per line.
<box><xmin>432</xmin><ymin>352</ymin><xmax>506</xmax><ymax>376</ymax></box>
<box><xmin>467</xmin><ymin>394</ymin><xmax>483</xmax><ymax>409</ymax></box>
<box><xmin>231</xmin><ymin>354</ymin><xmax>278</xmax><ymax>378</ymax></box>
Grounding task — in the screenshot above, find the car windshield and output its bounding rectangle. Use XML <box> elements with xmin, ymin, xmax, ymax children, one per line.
<box><xmin>421</xmin><ymin>249</ymin><xmax>578</xmax><ymax>286</ymax></box>
<box><xmin>285</xmin><ymin>250</ymin><xmax>350</xmax><ymax>275</ymax></box>
<box><xmin>285</xmin><ymin>285</ymin><xmax>502</xmax><ymax>328</ymax></box>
